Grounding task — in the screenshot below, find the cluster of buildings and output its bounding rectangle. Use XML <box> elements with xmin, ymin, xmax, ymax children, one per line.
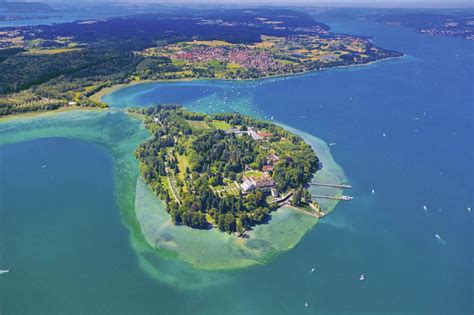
<box><xmin>225</xmin><ymin>126</ymin><xmax>272</xmax><ymax>141</ymax></box>
<box><xmin>241</xmin><ymin>173</ymin><xmax>275</xmax><ymax>193</ymax></box>
<box><xmin>174</xmin><ymin>46</ymin><xmax>282</xmax><ymax>72</ymax></box>
<box><xmin>225</xmin><ymin>125</ymin><xmax>282</xmax><ymax>197</ymax></box>
<box><xmin>240</xmin><ymin>152</ymin><xmax>281</xmax><ymax>198</ymax></box>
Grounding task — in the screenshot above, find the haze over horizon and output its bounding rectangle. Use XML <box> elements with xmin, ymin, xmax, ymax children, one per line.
<box><xmin>6</xmin><ymin>0</ymin><xmax>474</xmax><ymax>9</ymax></box>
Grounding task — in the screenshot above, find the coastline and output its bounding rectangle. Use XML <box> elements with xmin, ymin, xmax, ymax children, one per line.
<box><xmin>90</xmin><ymin>54</ymin><xmax>405</xmax><ymax>103</ymax></box>
<box><xmin>133</xmin><ymin>120</ymin><xmax>347</xmax><ymax>271</ymax></box>
<box><xmin>0</xmin><ymin>91</ymin><xmax>347</xmax><ymax>276</ymax></box>
<box><xmin>0</xmin><ymin>106</ymin><xmax>108</xmax><ymax>123</ymax></box>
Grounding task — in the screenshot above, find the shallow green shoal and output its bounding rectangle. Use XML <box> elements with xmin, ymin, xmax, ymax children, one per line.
<box><xmin>0</xmin><ymin>109</ymin><xmax>346</xmax><ymax>279</ymax></box>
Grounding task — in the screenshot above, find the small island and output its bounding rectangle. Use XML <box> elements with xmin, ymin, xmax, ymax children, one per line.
<box><xmin>131</xmin><ymin>105</ymin><xmax>321</xmax><ymax>234</ymax></box>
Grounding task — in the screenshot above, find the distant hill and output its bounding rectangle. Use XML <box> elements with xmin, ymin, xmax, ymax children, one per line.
<box><xmin>0</xmin><ymin>2</ymin><xmax>53</xmax><ymax>13</ymax></box>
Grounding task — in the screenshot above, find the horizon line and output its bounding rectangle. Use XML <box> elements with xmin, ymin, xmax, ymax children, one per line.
<box><xmin>25</xmin><ymin>1</ymin><xmax>474</xmax><ymax>9</ymax></box>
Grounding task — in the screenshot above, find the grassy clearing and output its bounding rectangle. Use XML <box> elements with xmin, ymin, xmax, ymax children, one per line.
<box><xmin>189</xmin><ymin>40</ymin><xmax>234</xmax><ymax>47</ymax></box>
<box><xmin>227</xmin><ymin>63</ymin><xmax>242</xmax><ymax>69</ymax></box>
<box><xmin>245</xmin><ymin>170</ymin><xmax>263</xmax><ymax>178</ymax></box>
<box><xmin>26</xmin><ymin>48</ymin><xmax>82</xmax><ymax>55</ymax></box>
<box><xmin>160</xmin><ymin>176</ymin><xmax>173</xmax><ymax>197</ymax></box>
<box><xmin>187</xmin><ymin>120</ymin><xmax>209</xmax><ymax>129</ymax></box>
<box><xmin>225</xmin><ymin>182</ymin><xmax>241</xmax><ymax>196</ymax></box>
<box><xmin>275</xmin><ymin>139</ymin><xmax>298</xmax><ymax>152</ymax></box>
<box><xmin>212</xmin><ymin>181</ymin><xmax>241</xmax><ymax>197</ymax></box>
<box><xmin>176</xmin><ymin>154</ymin><xmax>190</xmax><ymax>181</ymax></box>
<box><xmin>277</xmin><ymin>59</ymin><xmax>298</xmax><ymax>65</ymax></box>
<box><xmin>210</xmin><ymin>120</ymin><xmax>231</xmax><ymax>130</ymax></box>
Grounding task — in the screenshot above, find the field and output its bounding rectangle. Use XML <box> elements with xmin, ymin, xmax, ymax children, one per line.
<box><xmin>244</xmin><ymin>170</ymin><xmax>263</xmax><ymax>178</ymax></box>
<box><xmin>25</xmin><ymin>48</ymin><xmax>82</xmax><ymax>55</ymax></box>
<box><xmin>274</xmin><ymin>139</ymin><xmax>298</xmax><ymax>152</ymax></box>
<box><xmin>187</xmin><ymin>120</ymin><xmax>210</xmax><ymax>129</ymax></box>
<box><xmin>189</xmin><ymin>40</ymin><xmax>234</xmax><ymax>47</ymax></box>
<box><xmin>176</xmin><ymin>154</ymin><xmax>190</xmax><ymax>181</ymax></box>
<box><xmin>210</xmin><ymin>120</ymin><xmax>231</xmax><ymax>130</ymax></box>
<box><xmin>212</xmin><ymin>181</ymin><xmax>241</xmax><ymax>197</ymax></box>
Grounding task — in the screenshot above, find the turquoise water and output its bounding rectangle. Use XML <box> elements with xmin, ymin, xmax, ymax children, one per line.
<box><xmin>1</xmin><ymin>11</ymin><xmax>473</xmax><ymax>314</ymax></box>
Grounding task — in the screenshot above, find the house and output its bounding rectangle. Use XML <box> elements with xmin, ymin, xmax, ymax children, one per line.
<box><xmin>241</xmin><ymin>179</ymin><xmax>256</xmax><ymax>192</ymax></box>
<box><xmin>252</xmin><ymin>174</ymin><xmax>275</xmax><ymax>190</ymax></box>
<box><xmin>262</xmin><ymin>165</ymin><xmax>273</xmax><ymax>172</ymax></box>
<box><xmin>248</xmin><ymin>129</ymin><xmax>262</xmax><ymax>141</ymax></box>
<box><xmin>227</xmin><ymin>127</ymin><xmax>262</xmax><ymax>141</ymax></box>
<box><xmin>257</xmin><ymin>131</ymin><xmax>272</xmax><ymax>139</ymax></box>
<box><xmin>241</xmin><ymin>174</ymin><xmax>275</xmax><ymax>193</ymax></box>
<box><xmin>267</xmin><ymin>154</ymin><xmax>280</xmax><ymax>164</ymax></box>
<box><xmin>67</xmin><ymin>101</ymin><xmax>77</xmax><ymax>106</ymax></box>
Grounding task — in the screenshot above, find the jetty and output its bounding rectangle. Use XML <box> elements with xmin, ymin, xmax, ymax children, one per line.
<box><xmin>312</xmin><ymin>194</ymin><xmax>353</xmax><ymax>201</ymax></box>
<box><xmin>271</xmin><ymin>191</ymin><xmax>293</xmax><ymax>205</ymax></box>
<box><xmin>309</xmin><ymin>182</ymin><xmax>352</xmax><ymax>189</ymax></box>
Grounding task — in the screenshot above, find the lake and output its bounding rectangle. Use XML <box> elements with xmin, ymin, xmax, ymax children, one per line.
<box><xmin>1</xmin><ymin>9</ymin><xmax>472</xmax><ymax>314</ymax></box>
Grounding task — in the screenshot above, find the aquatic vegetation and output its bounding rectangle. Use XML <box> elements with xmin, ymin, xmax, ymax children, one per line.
<box><xmin>0</xmin><ymin>106</ymin><xmax>346</xmax><ymax>277</ymax></box>
<box><xmin>132</xmin><ymin>105</ymin><xmax>319</xmax><ymax>233</ymax></box>
<box><xmin>134</xmin><ymin>120</ymin><xmax>347</xmax><ymax>270</ymax></box>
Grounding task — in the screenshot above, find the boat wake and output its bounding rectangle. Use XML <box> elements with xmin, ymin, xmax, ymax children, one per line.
<box><xmin>0</xmin><ymin>269</ymin><xmax>10</xmax><ymax>275</ymax></box>
<box><xmin>435</xmin><ymin>234</ymin><xmax>447</xmax><ymax>246</ymax></box>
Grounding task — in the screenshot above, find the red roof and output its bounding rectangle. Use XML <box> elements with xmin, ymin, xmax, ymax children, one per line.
<box><xmin>258</xmin><ymin>131</ymin><xmax>272</xmax><ymax>138</ymax></box>
<box><xmin>262</xmin><ymin>165</ymin><xmax>273</xmax><ymax>172</ymax></box>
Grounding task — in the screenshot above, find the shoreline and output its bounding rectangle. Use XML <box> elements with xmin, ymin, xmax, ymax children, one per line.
<box><xmin>0</xmin><ymin>106</ymin><xmax>108</xmax><ymax>123</ymax></box>
<box><xmin>134</xmin><ymin>120</ymin><xmax>348</xmax><ymax>271</ymax></box>
<box><xmin>0</xmin><ymin>99</ymin><xmax>347</xmax><ymax>273</ymax></box>
<box><xmin>90</xmin><ymin>54</ymin><xmax>405</xmax><ymax>103</ymax></box>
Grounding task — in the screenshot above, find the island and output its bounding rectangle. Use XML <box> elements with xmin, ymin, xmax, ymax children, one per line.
<box><xmin>131</xmin><ymin>105</ymin><xmax>322</xmax><ymax>235</ymax></box>
<box><xmin>0</xmin><ymin>8</ymin><xmax>402</xmax><ymax>117</ymax></box>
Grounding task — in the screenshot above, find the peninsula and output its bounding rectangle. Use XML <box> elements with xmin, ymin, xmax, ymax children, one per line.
<box><xmin>131</xmin><ymin>105</ymin><xmax>320</xmax><ymax>234</ymax></box>
<box><xmin>0</xmin><ymin>8</ymin><xmax>402</xmax><ymax>117</ymax></box>
<box><xmin>376</xmin><ymin>12</ymin><xmax>474</xmax><ymax>41</ymax></box>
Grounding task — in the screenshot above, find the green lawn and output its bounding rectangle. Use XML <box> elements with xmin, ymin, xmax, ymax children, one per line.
<box><xmin>245</xmin><ymin>170</ymin><xmax>263</xmax><ymax>178</ymax></box>
<box><xmin>227</xmin><ymin>62</ymin><xmax>243</xmax><ymax>69</ymax></box>
<box><xmin>275</xmin><ymin>139</ymin><xmax>298</xmax><ymax>152</ymax></box>
<box><xmin>187</xmin><ymin>120</ymin><xmax>209</xmax><ymax>129</ymax></box>
<box><xmin>225</xmin><ymin>182</ymin><xmax>241</xmax><ymax>196</ymax></box>
<box><xmin>210</xmin><ymin>120</ymin><xmax>231</xmax><ymax>130</ymax></box>
<box><xmin>160</xmin><ymin>176</ymin><xmax>174</xmax><ymax>198</ymax></box>
<box><xmin>211</xmin><ymin>182</ymin><xmax>240</xmax><ymax>197</ymax></box>
<box><xmin>176</xmin><ymin>154</ymin><xmax>190</xmax><ymax>181</ymax></box>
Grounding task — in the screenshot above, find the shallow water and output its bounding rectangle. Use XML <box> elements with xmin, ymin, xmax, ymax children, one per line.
<box><xmin>133</xmin><ymin>125</ymin><xmax>345</xmax><ymax>271</ymax></box>
<box><xmin>102</xmin><ymin>11</ymin><xmax>474</xmax><ymax>314</ymax></box>
<box><xmin>1</xmin><ymin>9</ymin><xmax>473</xmax><ymax>314</ymax></box>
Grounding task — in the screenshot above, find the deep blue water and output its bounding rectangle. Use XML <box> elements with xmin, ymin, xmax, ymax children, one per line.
<box><xmin>1</xmin><ymin>10</ymin><xmax>472</xmax><ymax>315</ymax></box>
<box><xmin>103</xmin><ymin>12</ymin><xmax>474</xmax><ymax>314</ymax></box>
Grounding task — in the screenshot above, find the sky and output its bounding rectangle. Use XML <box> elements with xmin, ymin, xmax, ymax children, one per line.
<box><xmin>23</xmin><ymin>0</ymin><xmax>474</xmax><ymax>8</ymax></box>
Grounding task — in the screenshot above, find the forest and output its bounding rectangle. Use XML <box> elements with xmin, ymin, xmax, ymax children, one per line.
<box><xmin>132</xmin><ymin>105</ymin><xmax>319</xmax><ymax>234</ymax></box>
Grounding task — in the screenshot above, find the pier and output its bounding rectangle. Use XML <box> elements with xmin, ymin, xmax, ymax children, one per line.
<box><xmin>271</xmin><ymin>191</ymin><xmax>293</xmax><ymax>205</ymax></box>
<box><xmin>309</xmin><ymin>182</ymin><xmax>352</xmax><ymax>189</ymax></box>
<box><xmin>312</xmin><ymin>194</ymin><xmax>354</xmax><ymax>201</ymax></box>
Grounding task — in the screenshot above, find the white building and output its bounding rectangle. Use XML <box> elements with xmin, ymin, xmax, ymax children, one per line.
<box><xmin>241</xmin><ymin>179</ymin><xmax>256</xmax><ymax>192</ymax></box>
